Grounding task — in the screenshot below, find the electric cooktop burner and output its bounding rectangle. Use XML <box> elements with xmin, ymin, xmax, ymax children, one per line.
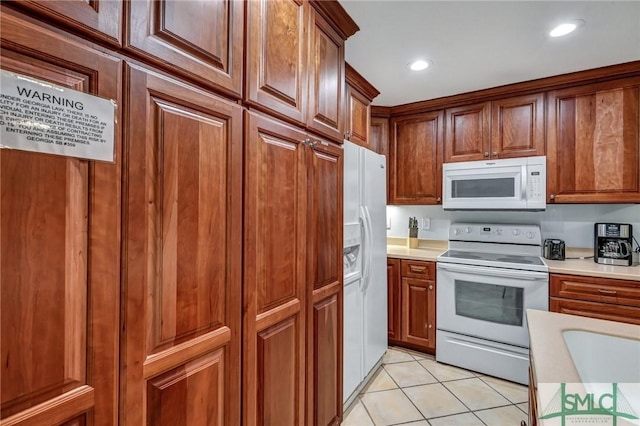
<box><xmin>440</xmin><ymin>250</ymin><xmax>546</xmax><ymax>267</ymax></box>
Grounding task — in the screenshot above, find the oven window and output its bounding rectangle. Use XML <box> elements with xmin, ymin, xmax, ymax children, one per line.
<box><xmin>454</xmin><ymin>280</ymin><xmax>523</xmax><ymax>326</ymax></box>
<box><xmin>451</xmin><ymin>178</ymin><xmax>515</xmax><ymax>198</ymax></box>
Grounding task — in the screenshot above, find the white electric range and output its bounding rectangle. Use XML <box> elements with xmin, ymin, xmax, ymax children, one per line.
<box><xmin>436</xmin><ymin>223</ymin><xmax>549</xmax><ymax>385</ymax></box>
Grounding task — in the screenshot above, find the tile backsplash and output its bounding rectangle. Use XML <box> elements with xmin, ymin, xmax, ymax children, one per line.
<box><xmin>387</xmin><ymin>204</ymin><xmax>640</xmax><ymax>248</ymax></box>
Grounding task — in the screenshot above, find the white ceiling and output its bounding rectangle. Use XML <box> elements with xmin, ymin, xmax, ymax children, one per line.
<box><xmin>340</xmin><ymin>1</ymin><xmax>640</xmax><ymax>106</ymax></box>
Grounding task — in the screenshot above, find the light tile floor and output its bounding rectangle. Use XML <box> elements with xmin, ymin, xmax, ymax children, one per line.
<box><xmin>343</xmin><ymin>347</ymin><xmax>529</xmax><ymax>426</ymax></box>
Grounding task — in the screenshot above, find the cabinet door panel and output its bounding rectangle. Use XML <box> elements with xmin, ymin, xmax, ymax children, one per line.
<box><xmin>244</xmin><ymin>111</ymin><xmax>307</xmax><ymax>426</ymax></box>
<box><xmin>0</xmin><ymin>11</ymin><xmax>120</xmax><ymax>424</ymax></box>
<box><xmin>387</xmin><ymin>258</ymin><xmax>401</xmax><ymax>342</ymax></box>
<box><xmin>347</xmin><ymin>84</ymin><xmax>370</xmax><ymax>146</ymax></box>
<box><xmin>307</xmin><ymin>142</ymin><xmax>343</xmax><ymax>425</ymax></box>
<box><xmin>444</xmin><ymin>102</ymin><xmax>491</xmax><ymax>163</ymax></box>
<box><xmin>246</xmin><ymin>0</ymin><xmax>307</xmax><ymax>124</ymax></box>
<box><xmin>547</xmin><ymin>78</ymin><xmax>640</xmax><ymax>203</ymax></box>
<box><xmin>307</xmin><ymin>8</ymin><xmax>345</xmax><ymax>143</ymax></box>
<box><xmin>389</xmin><ymin>111</ymin><xmax>443</xmax><ymax>204</ymax></box>
<box><xmin>123</xmin><ymin>64</ymin><xmax>241</xmax><ymax>425</ymax></box>
<box><xmin>370</xmin><ymin>116</ymin><xmax>389</xmax><ymax>157</ymax></box>
<box><xmin>401</xmin><ymin>278</ymin><xmax>435</xmax><ymax>350</ymax></box>
<box><xmin>126</xmin><ymin>0</ymin><xmax>243</xmax><ymax>97</ymax></box>
<box><xmin>550</xmin><ymin>298</ymin><xmax>640</xmax><ymax>325</ymax></box>
<box><xmin>7</xmin><ymin>0</ymin><xmax>122</xmax><ymax>45</ymax></box>
<box><xmin>491</xmin><ymin>93</ymin><xmax>545</xmax><ymax>159</ymax></box>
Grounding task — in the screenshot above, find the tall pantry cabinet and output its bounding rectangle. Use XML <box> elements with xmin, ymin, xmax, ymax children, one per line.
<box><xmin>0</xmin><ymin>0</ymin><xmax>357</xmax><ymax>425</ymax></box>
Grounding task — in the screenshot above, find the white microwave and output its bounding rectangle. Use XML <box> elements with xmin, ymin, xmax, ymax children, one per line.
<box><xmin>442</xmin><ymin>156</ymin><xmax>546</xmax><ymax>210</ymax></box>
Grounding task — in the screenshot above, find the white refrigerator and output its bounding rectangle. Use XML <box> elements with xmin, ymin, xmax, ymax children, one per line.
<box><xmin>343</xmin><ymin>141</ymin><xmax>388</xmax><ymax>405</ymax></box>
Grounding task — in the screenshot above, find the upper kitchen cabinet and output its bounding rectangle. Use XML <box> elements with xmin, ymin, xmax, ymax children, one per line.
<box><xmin>125</xmin><ymin>0</ymin><xmax>243</xmax><ymax>98</ymax></box>
<box><xmin>306</xmin><ymin>5</ymin><xmax>346</xmax><ymax>143</ymax></box>
<box><xmin>345</xmin><ymin>63</ymin><xmax>380</xmax><ymax>148</ymax></box>
<box><xmin>444</xmin><ymin>94</ymin><xmax>545</xmax><ymax>162</ymax></box>
<box><xmin>370</xmin><ymin>115</ymin><xmax>390</xmax><ymax>157</ymax></box>
<box><xmin>245</xmin><ymin>0</ymin><xmax>357</xmax><ymax>142</ymax></box>
<box><xmin>491</xmin><ymin>93</ymin><xmax>545</xmax><ymax>159</ymax></box>
<box><xmin>6</xmin><ymin>0</ymin><xmax>122</xmax><ymax>46</ymax></box>
<box><xmin>444</xmin><ymin>102</ymin><xmax>490</xmax><ymax>163</ymax></box>
<box><xmin>1</xmin><ymin>9</ymin><xmax>121</xmax><ymax>424</ymax></box>
<box><xmin>245</xmin><ymin>0</ymin><xmax>308</xmax><ymax>125</ymax></box>
<box><xmin>547</xmin><ymin>77</ymin><xmax>640</xmax><ymax>203</ymax></box>
<box><xmin>389</xmin><ymin>111</ymin><xmax>444</xmax><ymax>204</ymax></box>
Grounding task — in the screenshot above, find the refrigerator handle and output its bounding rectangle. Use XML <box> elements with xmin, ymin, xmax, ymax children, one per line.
<box><xmin>361</xmin><ymin>206</ymin><xmax>374</xmax><ymax>292</ymax></box>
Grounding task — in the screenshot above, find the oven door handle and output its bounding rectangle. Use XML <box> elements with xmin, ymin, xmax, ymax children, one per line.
<box><xmin>437</xmin><ymin>262</ymin><xmax>548</xmax><ymax>280</ymax></box>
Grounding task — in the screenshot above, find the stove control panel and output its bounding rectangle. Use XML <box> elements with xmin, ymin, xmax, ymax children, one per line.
<box><xmin>449</xmin><ymin>223</ymin><xmax>541</xmax><ymax>245</ymax></box>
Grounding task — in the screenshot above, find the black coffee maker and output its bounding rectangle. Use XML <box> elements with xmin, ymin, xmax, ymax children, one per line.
<box><xmin>594</xmin><ymin>223</ymin><xmax>633</xmax><ymax>266</ymax></box>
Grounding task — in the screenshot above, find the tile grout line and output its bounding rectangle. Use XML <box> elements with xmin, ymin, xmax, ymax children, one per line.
<box><xmin>477</xmin><ymin>375</ymin><xmax>529</xmax><ymax>406</ymax></box>
<box><xmin>380</xmin><ymin>362</ymin><xmax>430</xmax><ymax>423</ymax></box>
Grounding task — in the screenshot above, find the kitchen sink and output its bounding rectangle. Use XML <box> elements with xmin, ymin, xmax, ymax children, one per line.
<box><xmin>562</xmin><ymin>329</ymin><xmax>640</xmax><ymax>383</ymax></box>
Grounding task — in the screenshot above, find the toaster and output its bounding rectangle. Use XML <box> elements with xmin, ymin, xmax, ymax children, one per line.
<box><xmin>543</xmin><ymin>239</ymin><xmax>565</xmax><ymax>260</ymax></box>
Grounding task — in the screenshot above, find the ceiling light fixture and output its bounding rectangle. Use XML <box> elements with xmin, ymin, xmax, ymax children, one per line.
<box><xmin>408</xmin><ymin>59</ymin><xmax>432</xmax><ymax>71</ymax></box>
<box><xmin>550</xmin><ymin>19</ymin><xmax>584</xmax><ymax>37</ymax></box>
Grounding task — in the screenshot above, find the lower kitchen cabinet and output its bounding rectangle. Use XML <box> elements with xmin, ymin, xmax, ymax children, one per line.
<box><xmin>387</xmin><ymin>258</ymin><xmax>437</xmax><ymax>352</ymax></box>
<box><xmin>549</xmin><ymin>273</ymin><xmax>640</xmax><ymax>325</ymax></box>
<box><xmin>387</xmin><ymin>258</ymin><xmax>401</xmax><ymax>342</ymax></box>
<box><xmin>244</xmin><ymin>111</ymin><xmax>344</xmax><ymax>426</ymax></box>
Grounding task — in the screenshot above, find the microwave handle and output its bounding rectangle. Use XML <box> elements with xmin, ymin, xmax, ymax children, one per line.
<box><xmin>437</xmin><ymin>262</ymin><xmax>548</xmax><ymax>281</ymax></box>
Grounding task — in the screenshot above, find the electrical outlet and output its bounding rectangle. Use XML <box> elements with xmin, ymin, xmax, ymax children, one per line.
<box><xmin>386</xmin><ymin>216</ymin><xmax>391</xmax><ymax>230</ymax></box>
<box><xmin>421</xmin><ymin>217</ymin><xmax>431</xmax><ymax>230</ymax></box>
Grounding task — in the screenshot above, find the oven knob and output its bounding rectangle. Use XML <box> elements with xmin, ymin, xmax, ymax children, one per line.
<box><xmin>464</xmin><ymin>227</ymin><xmax>472</xmax><ymax>233</ymax></box>
<box><xmin>526</xmin><ymin>232</ymin><xmax>534</xmax><ymax>239</ymax></box>
<box><xmin>512</xmin><ymin>229</ymin><xmax>520</xmax><ymax>236</ymax></box>
<box><xmin>453</xmin><ymin>228</ymin><xmax>461</xmax><ymax>236</ymax></box>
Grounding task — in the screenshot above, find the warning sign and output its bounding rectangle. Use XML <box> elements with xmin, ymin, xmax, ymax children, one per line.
<box><xmin>0</xmin><ymin>69</ymin><xmax>116</xmax><ymax>162</ymax></box>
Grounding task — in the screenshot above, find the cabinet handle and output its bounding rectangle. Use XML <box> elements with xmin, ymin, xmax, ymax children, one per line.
<box><xmin>598</xmin><ymin>289</ymin><xmax>617</xmax><ymax>295</ymax></box>
<box><xmin>428</xmin><ymin>324</ymin><xmax>432</xmax><ymax>329</ymax></box>
<box><xmin>311</xmin><ymin>141</ymin><xmax>318</xmax><ymax>148</ymax></box>
<box><xmin>436</xmin><ymin>197</ymin><xmax>441</xmax><ymax>203</ymax></box>
<box><xmin>409</xmin><ymin>265</ymin><xmax>426</xmax><ymax>272</ymax></box>
<box><xmin>493</xmin><ymin>151</ymin><xmax>498</xmax><ymax>157</ymax></box>
<box><xmin>549</xmin><ymin>194</ymin><xmax>555</xmax><ymax>200</ymax></box>
<box><xmin>429</xmin><ymin>285</ymin><xmax>433</xmax><ymax>290</ymax></box>
<box><xmin>302</xmin><ymin>138</ymin><xmax>311</xmax><ymax>146</ymax></box>
<box><xmin>484</xmin><ymin>152</ymin><xmax>489</xmax><ymax>157</ymax></box>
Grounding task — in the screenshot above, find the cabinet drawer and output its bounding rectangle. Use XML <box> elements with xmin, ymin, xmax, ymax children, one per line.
<box><xmin>550</xmin><ymin>297</ymin><xmax>640</xmax><ymax>325</ymax></box>
<box><xmin>401</xmin><ymin>260</ymin><xmax>435</xmax><ymax>279</ymax></box>
<box><xmin>550</xmin><ymin>274</ymin><xmax>640</xmax><ymax>308</ymax></box>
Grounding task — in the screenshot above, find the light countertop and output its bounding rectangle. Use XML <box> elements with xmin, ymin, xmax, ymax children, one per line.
<box><xmin>527</xmin><ymin>310</ymin><xmax>640</xmax><ymax>423</ymax></box>
<box><xmin>387</xmin><ymin>240</ymin><xmax>640</xmax><ymax>281</ymax></box>
<box><xmin>386</xmin><ymin>238</ymin><xmax>447</xmax><ymax>262</ymax></box>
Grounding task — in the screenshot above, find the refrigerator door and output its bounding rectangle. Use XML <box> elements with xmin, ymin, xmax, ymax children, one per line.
<box><xmin>361</xmin><ymin>148</ymin><xmax>388</xmax><ymax>375</ymax></box>
<box><xmin>343</xmin><ymin>141</ymin><xmax>361</xmax><ymax>227</ymax></box>
<box><xmin>342</xmin><ymin>272</ymin><xmax>363</xmax><ymax>403</ymax></box>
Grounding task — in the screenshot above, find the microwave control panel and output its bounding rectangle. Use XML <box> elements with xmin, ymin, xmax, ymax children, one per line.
<box><xmin>526</xmin><ymin>161</ymin><xmax>546</xmax><ymax>206</ymax></box>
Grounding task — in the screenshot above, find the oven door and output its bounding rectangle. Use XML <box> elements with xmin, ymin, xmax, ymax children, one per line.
<box><xmin>436</xmin><ymin>262</ymin><xmax>548</xmax><ymax>347</ymax></box>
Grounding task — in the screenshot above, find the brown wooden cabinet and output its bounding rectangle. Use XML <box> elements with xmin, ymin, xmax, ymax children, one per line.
<box><xmin>245</xmin><ymin>0</ymin><xmax>308</xmax><ymax>125</ymax></box>
<box><xmin>244</xmin><ymin>112</ymin><xmax>344</xmax><ymax>426</ymax></box>
<box><xmin>389</xmin><ymin>111</ymin><xmax>443</xmax><ymax>204</ymax></box>
<box><xmin>387</xmin><ymin>258</ymin><xmax>401</xmax><ymax>342</ymax></box>
<box><xmin>125</xmin><ymin>0</ymin><xmax>244</xmax><ymax>98</ymax></box>
<box><xmin>345</xmin><ymin>63</ymin><xmax>380</xmax><ymax>149</ymax></box>
<box><xmin>547</xmin><ymin>78</ymin><xmax>640</xmax><ymax>203</ymax></box>
<box><xmin>387</xmin><ymin>258</ymin><xmax>436</xmax><ymax>352</ymax></box>
<box><xmin>0</xmin><ymin>9</ymin><xmax>121</xmax><ymax>424</ymax></box>
<box><xmin>6</xmin><ymin>0</ymin><xmax>122</xmax><ymax>46</ymax></box>
<box><xmin>245</xmin><ymin>1</ymin><xmax>356</xmax><ymax>144</ymax></box>
<box><xmin>307</xmin><ymin>6</ymin><xmax>346</xmax><ymax>143</ymax></box>
<box><xmin>550</xmin><ymin>274</ymin><xmax>640</xmax><ymax>325</ymax></box>
<box><xmin>121</xmin><ymin>64</ymin><xmax>243</xmax><ymax>425</ymax></box>
<box><xmin>306</xmin><ymin>139</ymin><xmax>343</xmax><ymax>426</ymax></box>
<box><xmin>444</xmin><ymin>94</ymin><xmax>544</xmax><ymax>163</ymax></box>
<box><xmin>370</xmin><ymin>116</ymin><xmax>390</xmax><ymax>157</ymax></box>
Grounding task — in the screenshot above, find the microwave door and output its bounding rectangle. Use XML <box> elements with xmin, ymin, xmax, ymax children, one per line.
<box><xmin>444</xmin><ymin>166</ymin><xmax>524</xmax><ymax>209</ymax></box>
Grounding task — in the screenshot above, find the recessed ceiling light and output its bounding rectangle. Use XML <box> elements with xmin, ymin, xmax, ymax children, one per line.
<box><xmin>550</xmin><ymin>19</ymin><xmax>584</xmax><ymax>37</ymax></box>
<box><xmin>408</xmin><ymin>59</ymin><xmax>432</xmax><ymax>71</ymax></box>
